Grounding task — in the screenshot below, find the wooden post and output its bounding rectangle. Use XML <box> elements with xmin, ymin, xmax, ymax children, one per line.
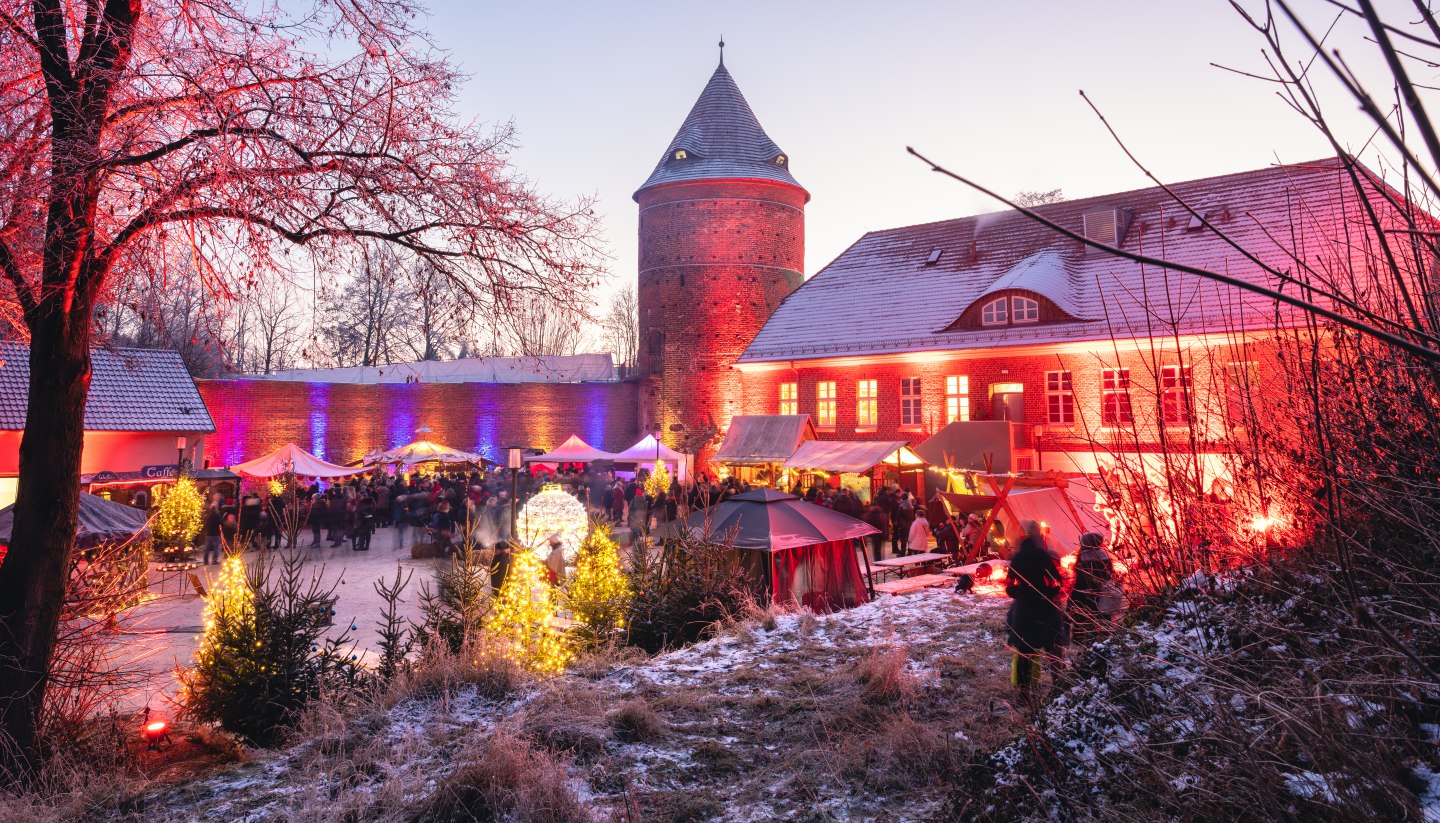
<box><xmin>857</xmin><ymin>537</ymin><xmax>876</xmax><ymax>600</ymax></box>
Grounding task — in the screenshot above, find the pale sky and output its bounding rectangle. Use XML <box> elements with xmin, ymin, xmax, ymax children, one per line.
<box><xmin>420</xmin><ymin>0</ymin><xmax>1399</xmax><ymax>306</ymax></box>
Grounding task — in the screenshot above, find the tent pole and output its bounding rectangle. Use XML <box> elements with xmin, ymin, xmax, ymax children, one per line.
<box><xmin>858</xmin><ymin>537</ymin><xmax>875</xmax><ymax>600</ymax></box>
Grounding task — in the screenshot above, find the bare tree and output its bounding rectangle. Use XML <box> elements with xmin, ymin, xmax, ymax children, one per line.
<box><xmin>0</xmin><ymin>0</ymin><xmax>601</xmax><ymax>778</ymax></box>
<box><xmin>499</xmin><ymin>292</ymin><xmax>591</xmax><ymax>357</ymax></box>
<box><xmin>318</xmin><ymin>249</ymin><xmax>415</xmax><ymax>368</ymax></box>
<box><xmin>601</xmin><ymin>285</ymin><xmax>639</xmax><ymax>373</ymax></box>
<box><xmin>244</xmin><ymin>287</ymin><xmax>303</xmax><ymax>375</ymax></box>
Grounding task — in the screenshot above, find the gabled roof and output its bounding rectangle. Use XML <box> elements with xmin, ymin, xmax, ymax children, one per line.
<box><xmin>740</xmin><ymin>159</ymin><xmax>1382</xmax><ymax>363</ymax></box>
<box><xmin>0</xmin><ymin>342</ymin><xmax>214</xmax><ymax>432</ymax></box>
<box><xmin>713</xmin><ymin>414</ymin><xmax>816</xmax><ymax>465</ymax></box>
<box><xmin>635</xmin><ymin>62</ymin><xmax>805</xmax><ymax>196</ymax></box>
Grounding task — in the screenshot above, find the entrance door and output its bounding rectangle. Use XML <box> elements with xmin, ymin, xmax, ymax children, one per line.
<box><xmin>991</xmin><ymin>383</ymin><xmax>1025</xmax><ymax>422</ymax></box>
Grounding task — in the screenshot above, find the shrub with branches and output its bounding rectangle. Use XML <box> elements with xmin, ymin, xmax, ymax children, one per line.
<box><xmin>626</xmin><ymin>533</ymin><xmax>753</xmax><ymax>654</ymax></box>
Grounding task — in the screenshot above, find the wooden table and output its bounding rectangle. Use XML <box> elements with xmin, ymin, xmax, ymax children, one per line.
<box><xmin>872</xmin><ymin>552</ymin><xmax>950</xmax><ymax>578</ymax></box>
<box><xmin>871</xmin><ymin>574</ymin><xmax>953</xmax><ymax>596</ymax></box>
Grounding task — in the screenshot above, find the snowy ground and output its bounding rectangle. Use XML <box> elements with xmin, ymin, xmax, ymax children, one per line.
<box><xmin>134</xmin><ymin>588</ymin><xmax>1016</xmax><ymax>822</ymax></box>
<box><xmin>116</xmin><ymin>528</ymin><xmax>442</xmax><ymax>711</ymax></box>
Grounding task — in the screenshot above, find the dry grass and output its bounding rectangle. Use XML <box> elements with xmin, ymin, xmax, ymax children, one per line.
<box><xmin>607</xmin><ymin>698</ymin><xmax>663</xmax><ymax>742</ymax></box>
<box><xmin>854</xmin><ymin>644</ymin><xmax>917</xmax><ymax>704</ymax></box>
<box><xmin>384</xmin><ymin>636</ymin><xmax>527</xmax><ymax>707</ymax></box>
<box><xmin>519</xmin><ymin>685</ymin><xmax>612</xmax><ymax>761</ymax></box>
<box><xmin>409</xmin><ymin>732</ymin><xmax>591</xmax><ymax>823</ymax></box>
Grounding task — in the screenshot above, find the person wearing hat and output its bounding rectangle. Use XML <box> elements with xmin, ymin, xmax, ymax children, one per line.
<box><xmin>545</xmin><ymin>534</ymin><xmax>566</xmax><ymax>584</ymax></box>
<box><xmin>957</xmin><ymin>513</ymin><xmax>984</xmax><ymax>563</ymax></box>
<box><xmin>1005</xmin><ymin>519</ymin><xmax>1067</xmax><ymax>705</ymax></box>
<box><xmin>1070</xmin><ymin>532</ymin><xmax>1119</xmax><ymax>640</ymax></box>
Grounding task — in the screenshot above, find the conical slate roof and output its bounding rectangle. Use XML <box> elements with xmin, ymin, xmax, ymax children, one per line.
<box><xmin>635</xmin><ymin>62</ymin><xmax>805</xmax><ymax>197</ymax></box>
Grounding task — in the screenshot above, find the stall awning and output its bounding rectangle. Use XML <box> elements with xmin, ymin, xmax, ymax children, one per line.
<box><xmin>232</xmin><ymin>443</ymin><xmax>371</xmax><ymax>479</ymax></box>
<box><xmin>610</xmin><ymin>434</ymin><xmax>685</xmax><ymax>465</ymax></box>
<box><xmin>781</xmin><ymin>440</ymin><xmax>925</xmax><ymax>474</ymax></box>
<box><xmin>714</xmin><ymin>414</ymin><xmax>816</xmax><ymax>465</ymax></box>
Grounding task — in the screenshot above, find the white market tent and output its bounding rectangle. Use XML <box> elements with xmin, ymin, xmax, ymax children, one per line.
<box><xmin>780</xmin><ymin>440</ymin><xmax>925</xmax><ymax>474</ymax></box>
<box><xmin>610</xmin><ymin>434</ymin><xmax>690</xmax><ymax>482</ymax></box>
<box><xmin>364</xmin><ymin>439</ymin><xmax>488</xmax><ymax>467</ymax></box>
<box><xmin>525</xmin><ymin>434</ymin><xmax>616</xmax><ymax>464</ymax></box>
<box><xmin>231</xmin><ymin>443</ymin><xmax>370</xmax><ymax>479</ymax></box>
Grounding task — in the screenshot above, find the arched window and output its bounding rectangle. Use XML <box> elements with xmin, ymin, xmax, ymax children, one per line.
<box><xmin>1012</xmin><ymin>296</ymin><xmax>1039</xmax><ymax>323</ymax></box>
<box><xmin>980</xmin><ymin>297</ymin><xmax>1008</xmax><ymax>326</ymax></box>
<box><xmin>773</xmin><ymin>154</ymin><xmax>787</xmax><ymax>166</ymax></box>
<box><xmin>673</xmin><ymin>149</ymin><xmax>688</xmax><ymax>161</ymax></box>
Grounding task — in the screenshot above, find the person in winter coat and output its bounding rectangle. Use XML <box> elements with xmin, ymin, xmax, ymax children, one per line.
<box><xmin>907</xmin><ymin>510</ymin><xmax>931</xmax><ymax>556</ymax></box>
<box><xmin>1069</xmin><ymin>532</ymin><xmax>1118</xmax><ymax>639</ymax></box>
<box><xmin>1005</xmin><ymin>520</ymin><xmax>1067</xmax><ymax>702</ymax></box>
<box><xmin>862</xmin><ymin>502</ymin><xmax>891</xmax><ymax>561</ymax></box>
<box><xmin>892</xmin><ymin>499</ymin><xmax>914</xmax><ymax>556</ymax></box>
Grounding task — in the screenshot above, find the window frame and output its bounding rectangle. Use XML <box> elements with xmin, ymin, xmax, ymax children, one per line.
<box><xmin>980</xmin><ymin>298</ymin><xmax>1008</xmax><ymax>326</ymax></box>
<box><xmin>1012</xmin><ymin>296</ymin><xmax>1040</xmax><ymax>323</ymax></box>
<box><xmin>1100</xmin><ymin>368</ymin><xmax>1133</xmax><ymax>426</ymax></box>
<box><xmin>816</xmin><ymin>381</ymin><xmax>837</xmax><ymax>428</ymax></box>
<box><xmin>945</xmin><ymin>375</ymin><xmax>971</xmax><ymax>423</ymax></box>
<box><xmin>1161</xmin><ymin>364</ymin><xmax>1194</xmax><ymax>426</ymax></box>
<box><xmin>779</xmin><ymin>382</ymin><xmax>798</xmax><ymax>417</ymax></box>
<box><xmin>856</xmin><ymin>379</ymin><xmax>878</xmax><ymax>429</ymax></box>
<box><xmin>899</xmin><ymin>377</ymin><xmax>922</xmax><ymax>428</ymax></box>
<box><xmin>1045</xmin><ymin>370</ymin><xmax>1075</xmax><ymax>426</ymax></box>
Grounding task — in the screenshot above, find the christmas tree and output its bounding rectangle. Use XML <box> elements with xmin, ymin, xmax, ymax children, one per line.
<box><xmin>566</xmin><ymin>527</ymin><xmax>631</xmax><ymax>644</ymax></box>
<box><xmin>643</xmin><ymin>460</ymin><xmax>671</xmax><ymax>497</ymax></box>
<box><xmin>487</xmin><ymin>549</ymin><xmax>572</xmax><ymax>675</ymax></box>
<box><xmin>154</xmin><ymin>477</ymin><xmax>204</xmax><ymax>553</ymax></box>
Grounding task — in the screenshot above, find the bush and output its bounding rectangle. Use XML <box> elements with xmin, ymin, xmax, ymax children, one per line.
<box><xmin>416</xmin><ymin>547</ymin><xmax>492</xmax><ymax>654</ymax></box>
<box><xmin>409</xmin><ymin>732</ymin><xmax>590</xmax><ymax>823</ymax></box>
<box><xmin>178</xmin><ymin>549</ymin><xmax>360</xmax><ymax>746</ymax></box>
<box><xmin>625</xmin><ymin>533</ymin><xmax>753</xmax><ymax>653</ymax></box>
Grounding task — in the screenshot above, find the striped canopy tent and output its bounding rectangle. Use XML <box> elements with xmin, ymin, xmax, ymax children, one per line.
<box><xmin>364</xmin><ymin>439</ymin><xmax>489</xmax><ymax>467</ymax></box>
<box><xmin>232</xmin><ymin>443</ymin><xmax>370</xmax><ymax>479</ymax></box>
<box><xmin>525</xmin><ymin>434</ymin><xmax>616</xmax><ymax>464</ymax></box>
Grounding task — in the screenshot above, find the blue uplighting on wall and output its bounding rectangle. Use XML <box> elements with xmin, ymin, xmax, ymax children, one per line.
<box><xmin>307</xmin><ymin>383</ymin><xmax>329</xmax><ymax>460</ymax></box>
<box><xmin>387</xmin><ymin>384</ymin><xmax>417</xmax><ymax>448</ymax></box>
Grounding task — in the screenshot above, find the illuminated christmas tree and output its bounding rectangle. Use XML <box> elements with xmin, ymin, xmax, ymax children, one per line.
<box><xmin>487</xmin><ymin>549</ymin><xmax>572</xmax><ymax>675</ymax></box>
<box><xmin>179</xmin><ymin>551</ymin><xmax>256</xmax><ymax>728</ymax></box>
<box><xmin>644</xmin><ymin>460</ymin><xmax>671</xmax><ymax>497</ymax></box>
<box><xmin>153</xmin><ymin>477</ymin><xmax>204</xmax><ymax>550</ymax></box>
<box><xmin>566</xmin><ymin>527</ymin><xmax>631</xmax><ymax>644</ymax></box>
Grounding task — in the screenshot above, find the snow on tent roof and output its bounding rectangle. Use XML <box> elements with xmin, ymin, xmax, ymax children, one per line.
<box><xmin>740</xmin><ymin>159</ymin><xmax>1374</xmax><ymax>364</ymax></box>
<box><xmin>0</xmin><ymin>492</ymin><xmax>150</xmax><ymax>548</ymax></box>
<box><xmin>610</xmin><ymin>434</ymin><xmax>685</xmax><ymax>464</ymax></box>
<box><xmin>252</xmin><ymin>353</ymin><xmax>615</xmax><ymax>384</ymax></box>
<box><xmin>714</xmin><ymin>415</ymin><xmax>817</xmax><ymax>465</ymax></box>
<box><xmin>526</xmin><ymin>434</ymin><xmax>616</xmax><ymax>463</ymax></box>
<box><xmin>781</xmin><ymin>440</ymin><xmax>924</xmax><ymax>474</ymax></box>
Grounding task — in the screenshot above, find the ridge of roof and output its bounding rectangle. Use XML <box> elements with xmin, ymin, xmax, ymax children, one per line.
<box><xmin>635</xmin><ymin>63</ymin><xmax>806</xmax><ymax>197</ymax></box>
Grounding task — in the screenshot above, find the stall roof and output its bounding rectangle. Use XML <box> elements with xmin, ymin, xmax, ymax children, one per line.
<box><xmin>0</xmin><ymin>492</ymin><xmax>149</xmax><ymax>548</ymax></box>
<box><xmin>912</xmin><ymin>421</ymin><xmax>1023</xmax><ymax>471</ymax></box>
<box><xmin>714</xmin><ymin>414</ymin><xmax>816</xmax><ymax>465</ymax></box>
<box><xmin>781</xmin><ymin>440</ymin><xmax>924</xmax><ymax>473</ymax></box>
<box><xmin>232</xmin><ymin>443</ymin><xmax>371</xmax><ymax>479</ymax></box>
<box><xmin>610</xmin><ymin>434</ymin><xmax>685</xmax><ymax>465</ymax></box>
<box><xmin>525</xmin><ymin>434</ymin><xmax>616</xmax><ymax>464</ymax></box>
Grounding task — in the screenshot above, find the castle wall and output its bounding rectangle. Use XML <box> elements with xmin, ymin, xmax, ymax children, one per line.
<box><xmin>196</xmin><ymin>379</ymin><xmax>642</xmax><ymax>468</ymax></box>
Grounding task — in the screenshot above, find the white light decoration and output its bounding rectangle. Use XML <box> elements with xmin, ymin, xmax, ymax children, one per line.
<box><xmin>516</xmin><ymin>483</ymin><xmax>589</xmax><ymax>563</ymax></box>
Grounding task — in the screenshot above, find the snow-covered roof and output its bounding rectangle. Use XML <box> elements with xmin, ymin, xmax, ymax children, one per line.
<box><xmin>741</xmin><ymin>159</ymin><xmax>1377</xmax><ymax>363</ymax></box>
<box><xmin>252</xmin><ymin>353</ymin><xmax>615</xmax><ymax>384</ymax></box>
<box><xmin>0</xmin><ymin>342</ymin><xmax>214</xmax><ymax>432</ymax></box>
<box><xmin>635</xmin><ymin>62</ymin><xmax>805</xmax><ymax>196</ymax></box>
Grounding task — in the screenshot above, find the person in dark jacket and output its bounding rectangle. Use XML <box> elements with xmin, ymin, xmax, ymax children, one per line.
<box><xmin>1070</xmin><ymin>532</ymin><xmax>1117</xmax><ymax>639</ymax></box>
<box><xmin>1005</xmin><ymin>520</ymin><xmax>1067</xmax><ymax>703</ymax></box>
<box><xmin>862</xmin><ymin>502</ymin><xmax>890</xmax><ymax>561</ymax></box>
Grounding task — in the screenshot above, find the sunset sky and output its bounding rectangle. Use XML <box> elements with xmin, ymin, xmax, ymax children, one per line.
<box><xmin>422</xmin><ymin>1</ymin><xmax>1394</xmax><ymax>304</ymax></box>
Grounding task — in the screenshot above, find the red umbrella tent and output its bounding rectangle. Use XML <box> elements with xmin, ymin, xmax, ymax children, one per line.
<box><xmin>669</xmin><ymin>488</ymin><xmax>875</xmax><ymax>612</ymax></box>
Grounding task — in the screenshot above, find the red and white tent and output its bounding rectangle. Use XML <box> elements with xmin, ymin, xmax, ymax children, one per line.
<box><xmin>231</xmin><ymin>443</ymin><xmax>369</xmax><ymax>479</ymax></box>
<box><xmin>525</xmin><ymin>434</ymin><xmax>616</xmax><ymax>464</ymax></box>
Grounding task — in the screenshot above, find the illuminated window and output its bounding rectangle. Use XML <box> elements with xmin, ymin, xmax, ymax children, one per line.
<box><xmin>673</xmin><ymin>149</ymin><xmax>688</xmax><ymax>160</ymax></box>
<box><xmin>1045</xmin><ymin>370</ymin><xmax>1074</xmax><ymax>425</ymax></box>
<box><xmin>945</xmin><ymin>375</ymin><xmax>970</xmax><ymax>423</ymax></box>
<box><xmin>816</xmin><ymin>381</ymin><xmax>837</xmax><ymax>427</ymax></box>
<box><xmin>980</xmin><ymin>298</ymin><xmax>1008</xmax><ymax>326</ymax></box>
<box><xmin>774</xmin><ymin>154</ymin><xmax>787</xmax><ymax>165</ymax></box>
<box><xmin>779</xmin><ymin>382</ymin><xmax>797</xmax><ymax>416</ymax></box>
<box><xmin>900</xmin><ymin>377</ymin><xmax>922</xmax><ymax>427</ymax></box>
<box><xmin>1161</xmin><ymin>364</ymin><xmax>1193</xmax><ymax>425</ymax></box>
<box><xmin>1012</xmin><ymin>296</ymin><xmax>1040</xmax><ymax>323</ymax></box>
<box><xmin>1101</xmin><ymin>368</ymin><xmax>1132</xmax><ymax>425</ymax></box>
<box><xmin>856</xmin><ymin>379</ymin><xmax>878</xmax><ymax>428</ymax></box>
<box><xmin>1224</xmin><ymin>361</ymin><xmax>1259</xmax><ymax>429</ymax></box>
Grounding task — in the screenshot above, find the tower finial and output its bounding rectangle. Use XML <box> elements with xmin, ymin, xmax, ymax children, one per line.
<box><xmin>718</xmin><ymin>36</ymin><xmax>725</xmax><ymax>66</ymax></box>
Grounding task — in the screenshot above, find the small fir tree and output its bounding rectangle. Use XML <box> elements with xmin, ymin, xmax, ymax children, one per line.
<box><xmin>179</xmin><ymin>549</ymin><xmax>358</xmax><ymax>745</ymax></box>
<box><xmin>566</xmin><ymin>527</ymin><xmax>631</xmax><ymax>644</ymax></box>
<box><xmin>487</xmin><ymin>549</ymin><xmax>572</xmax><ymax>676</ymax></box>
<box><xmin>153</xmin><ymin>477</ymin><xmax>204</xmax><ymax>551</ymax></box>
<box><xmin>417</xmin><ymin>548</ymin><xmax>492</xmax><ymax>653</ymax></box>
<box><xmin>643</xmin><ymin>460</ymin><xmax>671</xmax><ymax>498</ymax></box>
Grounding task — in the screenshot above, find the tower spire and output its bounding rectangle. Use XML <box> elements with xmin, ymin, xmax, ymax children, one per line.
<box><xmin>718</xmin><ymin>35</ymin><xmax>725</xmax><ymax>67</ymax></box>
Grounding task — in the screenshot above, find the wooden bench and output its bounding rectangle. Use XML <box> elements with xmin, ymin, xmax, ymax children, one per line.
<box><xmin>871</xmin><ymin>573</ymin><xmax>953</xmax><ymax>596</ymax></box>
<box><xmin>872</xmin><ymin>552</ymin><xmax>950</xmax><ymax>578</ymax></box>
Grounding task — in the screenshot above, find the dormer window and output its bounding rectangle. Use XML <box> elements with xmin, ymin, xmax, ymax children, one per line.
<box><xmin>981</xmin><ymin>297</ymin><xmax>1008</xmax><ymax>326</ymax></box>
<box><xmin>773</xmin><ymin>154</ymin><xmax>787</xmax><ymax>166</ymax></box>
<box><xmin>1012</xmin><ymin>296</ymin><xmax>1039</xmax><ymax>323</ymax></box>
<box><xmin>672</xmin><ymin>149</ymin><xmax>688</xmax><ymax>161</ymax></box>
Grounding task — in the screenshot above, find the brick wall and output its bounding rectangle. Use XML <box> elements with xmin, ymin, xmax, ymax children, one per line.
<box><xmin>738</xmin><ymin>337</ymin><xmax>1283</xmax><ymax>466</ymax></box>
<box><xmin>636</xmin><ymin>177</ymin><xmax>806</xmax><ymax>458</ymax></box>
<box><xmin>196</xmin><ymin>379</ymin><xmax>641</xmax><ymax>468</ymax></box>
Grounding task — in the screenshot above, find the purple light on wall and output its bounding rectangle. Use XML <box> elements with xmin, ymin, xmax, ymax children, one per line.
<box><xmin>220</xmin><ymin>387</ymin><xmax>250</xmax><ymax>466</ymax></box>
<box><xmin>472</xmin><ymin>387</ymin><xmax>499</xmax><ymax>461</ymax></box>
<box><xmin>580</xmin><ymin>385</ymin><xmax>612</xmax><ymax>450</ymax></box>
<box><xmin>308</xmin><ymin>383</ymin><xmax>330</xmax><ymax>461</ymax></box>
<box><xmin>387</xmin><ymin>384</ymin><xmax>418</xmax><ymax>449</ymax></box>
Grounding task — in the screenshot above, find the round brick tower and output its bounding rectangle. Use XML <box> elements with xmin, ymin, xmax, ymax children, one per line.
<box><xmin>635</xmin><ymin>55</ymin><xmax>807</xmax><ymax>460</ymax></box>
